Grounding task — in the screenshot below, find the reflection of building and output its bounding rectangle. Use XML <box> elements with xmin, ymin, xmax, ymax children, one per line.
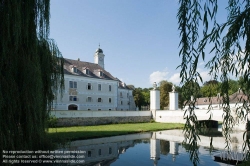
<box><xmin>74</xmin><ymin>140</ymin><xmax>134</xmax><ymax>165</ymax></box>
<box><xmin>150</xmin><ymin>133</ymin><xmax>160</xmax><ymax>166</ymax></box>
<box><xmin>76</xmin><ymin>143</ymin><xmax>118</xmax><ymax>164</ymax></box>
<box><xmin>150</xmin><ymin>138</ymin><xmax>179</xmax><ymax>165</ymax></box>
<box><xmin>53</xmin><ymin>46</ymin><xmax>136</xmax><ymax>111</ymax></box>
<box><xmin>169</xmin><ymin>141</ymin><xmax>179</xmax><ymax>161</ymax></box>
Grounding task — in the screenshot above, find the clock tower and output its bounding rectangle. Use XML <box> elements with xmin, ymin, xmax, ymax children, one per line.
<box><xmin>94</xmin><ymin>44</ymin><xmax>105</xmax><ymax>69</ymax></box>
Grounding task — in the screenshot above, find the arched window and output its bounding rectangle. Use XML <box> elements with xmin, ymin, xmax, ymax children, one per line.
<box><xmin>68</xmin><ymin>104</ymin><xmax>78</xmax><ymax>110</ymax></box>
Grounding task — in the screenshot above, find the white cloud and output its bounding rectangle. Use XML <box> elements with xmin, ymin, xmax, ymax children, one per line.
<box><xmin>149</xmin><ymin>69</ymin><xmax>168</xmax><ymax>85</ymax></box>
<box><xmin>198</xmin><ymin>70</ymin><xmax>211</xmax><ymax>84</ymax></box>
<box><xmin>169</xmin><ymin>73</ymin><xmax>181</xmax><ymax>85</ymax></box>
<box><xmin>149</xmin><ymin>67</ymin><xmax>212</xmax><ymax>86</ymax></box>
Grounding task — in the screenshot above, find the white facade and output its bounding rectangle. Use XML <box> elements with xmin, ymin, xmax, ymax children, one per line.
<box><xmin>53</xmin><ymin>47</ymin><xmax>136</xmax><ymax>111</ymax></box>
<box><xmin>117</xmin><ymin>83</ymin><xmax>135</xmax><ymax>111</ymax></box>
<box><xmin>54</xmin><ymin>75</ymin><xmax>118</xmax><ymax>111</ymax></box>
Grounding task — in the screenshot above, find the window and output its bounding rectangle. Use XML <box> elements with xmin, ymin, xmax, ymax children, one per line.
<box><xmin>86</xmin><ymin>69</ymin><xmax>89</xmax><ymax>75</ymax></box>
<box><xmin>109</xmin><ymin>147</ymin><xmax>112</xmax><ymax>154</ymax></box>
<box><xmin>99</xmin><ymin>149</ymin><xmax>101</xmax><ymax>156</ymax></box>
<box><xmin>88</xmin><ymin>109</ymin><xmax>91</xmax><ymax>111</ymax></box>
<box><xmin>69</xmin><ymin>81</ymin><xmax>77</xmax><ymax>88</ymax></box>
<box><xmin>69</xmin><ymin>96</ymin><xmax>78</xmax><ymax>101</ymax></box>
<box><xmin>98</xmin><ymin>109</ymin><xmax>101</xmax><ymax>111</ymax></box>
<box><xmin>127</xmin><ymin>101</ymin><xmax>130</xmax><ymax>105</ymax></box>
<box><xmin>120</xmin><ymin>92</ymin><xmax>122</xmax><ymax>97</ymax></box>
<box><xmin>73</xmin><ymin>67</ymin><xmax>77</xmax><ymax>73</ymax></box>
<box><xmin>109</xmin><ymin>98</ymin><xmax>111</xmax><ymax>103</ymax></box>
<box><xmin>88</xmin><ymin>151</ymin><xmax>91</xmax><ymax>157</ymax></box>
<box><xmin>121</xmin><ymin>101</ymin><xmax>123</xmax><ymax>105</ymax></box>
<box><xmin>87</xmin><ymin>83</ymin><xmax>92</xmax><ymax>90</ymax></box>
<box><xmin>87</xmin><ymin>97</ymin><xmax>92</xmax><ymax>102</ymax></box>
<box><xmin>109</xmin><ymin>85</ymin><xmax>112</xmax><ymax>91</ymax></box>
<box><xmin>98</xmin><ymin>98</ymin><xmax>102</xmax><ymax>102</ymax></box>
<box><xmin>98</xmin><ymin>84</ymin><xmax>101</xmax><ymax>91</ymax></box>
<box><xmin>127</xmin><ymin>93</ymin><xmax>129</xmax><ymax>98</ymax></box>
<box><xmin>99</xmin><ymin>71</ymin><xmax>103</xmax><ymax>77</ymax></box>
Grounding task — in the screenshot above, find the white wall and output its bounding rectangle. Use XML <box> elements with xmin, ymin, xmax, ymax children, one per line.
<box><xmin>117</xmin><ymin>88</ymin><xmax>135</xmax><ymax>111</ymax></box>
<box><xmin>50</xmin><ymin>110</ymin><xmax>151</xmax><ymax>118</ymax></box>
<box><xmin>53</xmin><ymin>74</ymin><xmax>118</xmax><ymax>110</ymax></box>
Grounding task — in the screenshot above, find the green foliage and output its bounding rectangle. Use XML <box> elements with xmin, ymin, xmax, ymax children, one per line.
<box><xmin>0</xmin><ymin>0</ymin><xmax>64</xmax><ymax>151</ymax></box>
<box><xmin>238</xmin><ymin>76</ymin><xmax>250</xmax><ymax>94</ymax></box>
<box><xmin>150</xmin><ymin>119</ymin><xmax>155</xmax><ymax>123</ymax></box>
<box><xmin>228</xmin><ymin>79</ymin><xmax>240</xmax><ymax>95</ymax></box>
<box><xmin>133</xmin><ymin>88</ymin><xmax>144</xmax><ymax>110</ymax></box>
<box><xmin>159</xmin><ymin>80</ymin><xmax>173</xmax><ymax>109</ymax></box>
<box><xmin>142</xmin><ymin>90</ymin><xmax>150</xmax><ymax>105</ymax></box>
<box><xmin>200</xmin><ymin>80</ymin><xmax>221</xmax><ymax>97</ymax></box>
<box><xmin>132</xmin><ymin>87</ymin><xmax>151</xmax><ymax>110</ymax></box>
<box><xmin>47</xmin><ymin>116</ymin><xmax>58</xmax><ymax>128</ymax></box>
<box><xmin>175</xmin><ymin>85</ymin><xmax>185</xmax><ymax>108</ymax></box>
<box><xmin>178</xmin><ymin>0</ymin><xmax>250</xmax><ymax>165</ymax></box>
<box><xmin>181</xmin><ymin>80</ymin><xmax>201</xmax><ymax>101</ymax></box>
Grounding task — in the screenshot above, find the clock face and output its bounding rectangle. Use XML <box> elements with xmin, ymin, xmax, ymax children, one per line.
<box><xmin>99</xmin><ymin>57</ymin><xmax>103</xmax><ymax>61</ymax></box>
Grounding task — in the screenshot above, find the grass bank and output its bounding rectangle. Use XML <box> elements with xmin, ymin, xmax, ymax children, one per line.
<box><xmin>47</xmin><ymin>122</ymin><xmax>184</xmax><ymax>144</ymax></box>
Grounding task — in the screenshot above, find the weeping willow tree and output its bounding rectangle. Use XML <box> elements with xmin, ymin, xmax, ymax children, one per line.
<box><xmin>0</xmin><ymin>0</ymin><xmax>64</xmax><ymax>151</ymax></box>
<box><xmin>178</xmin><ymin>0</ymin><xmax>250</xmax><ymax>165</ymax></box>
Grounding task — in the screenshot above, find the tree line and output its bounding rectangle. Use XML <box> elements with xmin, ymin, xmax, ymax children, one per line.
<box><xmin>132</xmin><ymin>77</ymin><xmax>246</xmax><ymax>110</ymax></box>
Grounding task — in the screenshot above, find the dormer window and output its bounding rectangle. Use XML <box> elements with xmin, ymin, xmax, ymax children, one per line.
<box><xmin>72</xmin><ymin>66</ymin><xmax>77</xmax><ymax>73</ymax></box>
<box><xmin>99</xmin><ymin>71</ymin><xmax>103</xmax><ymax>77</ymax></box>
<box><xmin>86</xmin><ymin>69</ymin><xmax>89</xmax><ymax>75</ymax></box>
<box><xmin>83</xmin><ymin>68</ymin><xmax>90</xmax><ymax>75</ymax></box>
<box><xmin>122</xmin><ymin>82</ymin><xmax>126</xmax><ymax>87</ymax></box>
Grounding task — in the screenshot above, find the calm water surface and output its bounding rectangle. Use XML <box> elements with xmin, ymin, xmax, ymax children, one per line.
<box><xmin>67</xmin><ymin>129</ymin><xmax>246</xmax><ymax>166</ymax></box>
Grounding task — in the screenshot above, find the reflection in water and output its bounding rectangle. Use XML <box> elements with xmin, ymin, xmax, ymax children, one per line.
<box><xmin>59</xmin><ymin>129</ymin><xmax>249</xmax><ymax>166</ymax></box>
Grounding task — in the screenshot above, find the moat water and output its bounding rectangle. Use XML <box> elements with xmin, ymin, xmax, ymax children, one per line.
<box><xmin>65</xmin><ymin>127</ymin><xmax>248</xmax><ymax>166</ymax></box>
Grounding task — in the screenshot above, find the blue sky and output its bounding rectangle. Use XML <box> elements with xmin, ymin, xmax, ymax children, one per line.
<box><xmin>50</xmin><ymin>0</ymin><xmax>228</xmax><ymax>88</ymax></box>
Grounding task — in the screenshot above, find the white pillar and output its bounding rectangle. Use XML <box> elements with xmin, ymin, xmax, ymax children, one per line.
<box><xmin>150</xmin><ymin>90</ymin><xmax>160</xmax><ymax>119</ymax></box>
<box><xmin>170</xmin><ymin>141</ymin><xmax>179</xmax><ymax>161</ymax></box>
<box><xmin>169</xmin><ymin>92</ymin><xmax>178</xmax><ymax>110</ymax></box>
<box><xmin>150</xmin><ymin>133</ymin><xmax>160</xmax><ymax>165</ymax></box>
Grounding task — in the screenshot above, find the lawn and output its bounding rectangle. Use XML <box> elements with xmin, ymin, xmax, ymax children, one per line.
<box><xmin>47</xmin><ymin>122</ymin><xmax>184</xmax><ymax>143</ymax></box>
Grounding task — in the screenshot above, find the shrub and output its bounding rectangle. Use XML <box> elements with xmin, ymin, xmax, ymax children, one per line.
<box><xmin>47</xmin><ymin>116</ymin><xmax>58</xmax><ymax>128</ymax></box>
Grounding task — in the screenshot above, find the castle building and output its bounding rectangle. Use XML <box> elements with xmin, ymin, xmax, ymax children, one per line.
<box><xmin>53</xmin><ymin>46</ymin><xmax>136</xmax><ymax>111</ymax></box>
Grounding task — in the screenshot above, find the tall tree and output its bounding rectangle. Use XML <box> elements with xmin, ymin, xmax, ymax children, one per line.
<box><xmin>228</xmin><ymin>79</ymin><xmax>240</xmax><ymax>95</ymax></box>
<box><xmin>178</xmin><ymin>0</ymin><xmax>250</xmax><ymax>165</ymax></box>
<box><xmin>142</xmin><ymin>90</ymin><xmax>150</xmax><ymax>106</ymax></box>
<box><xmin>0</xmin><ymin>0</ymin><xmax>64</xmax><ymax>151</ymax></box>
<box><xmin>159</xmin><ymin>80</ymin><xmax>173</xmax><ymax>109</ymax></box>
<box><xmin>200</xmin><ymin>80</ymin><xmax>221</xmax><ymax>97</ymax></box>
<box><xmin>175</xmin><ymin>85</ymin><xmax>184</xmax><ymax>108</ymax></box>
<box><xmin>238</xmin><ymin>76</ymin><xmax>250</xmax><ymax>94</ymax></box>
<box><xmin>133</xmin><ymin>88</ymin><xmax>144</xmax><ymax>110</ymax></box>
<box><xmin>181</xmin><ymin>80</ymin><xmax>201</xmax><ymax>101</ymax></box>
